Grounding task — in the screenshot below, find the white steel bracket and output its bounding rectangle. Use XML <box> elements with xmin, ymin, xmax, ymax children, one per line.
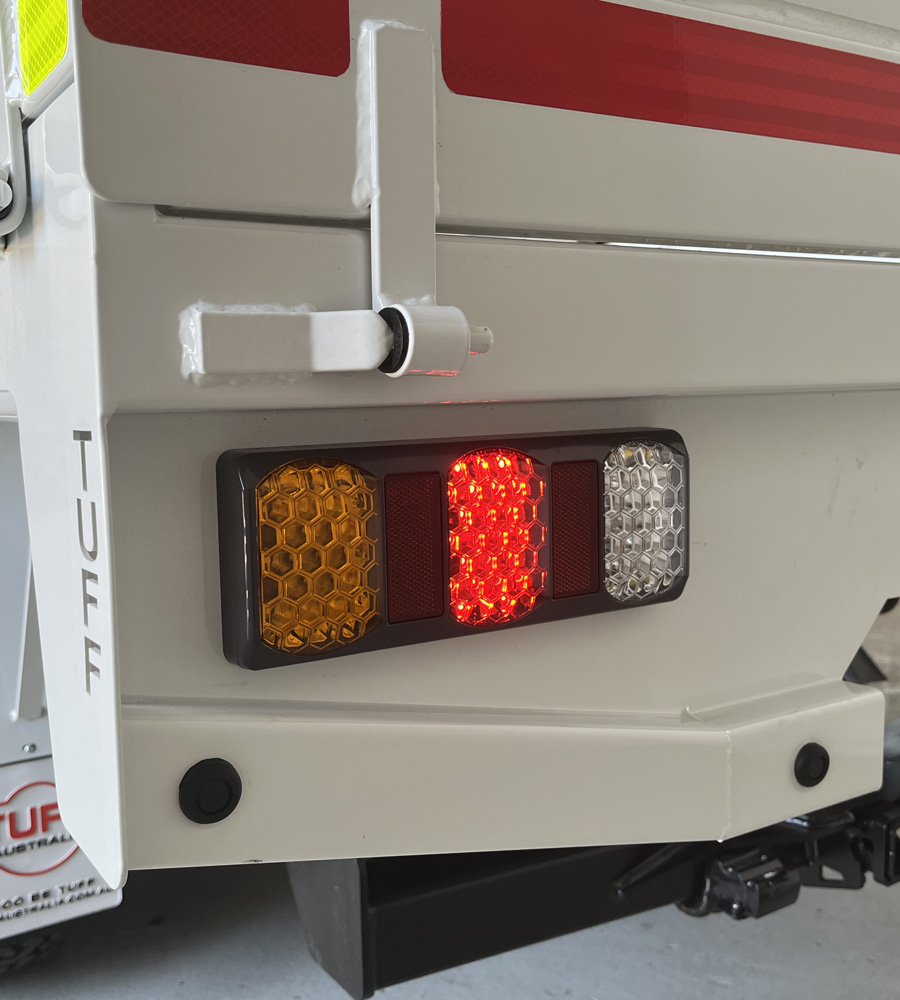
<box><xmin>179</xmin><ymin>21</ymin><xmax>491</xmax><ymax>384</ymax></box>
<box><xmin>0</xmin><ymin>14</ymin><xmax>26</xmax><ymax>237</ymax></box>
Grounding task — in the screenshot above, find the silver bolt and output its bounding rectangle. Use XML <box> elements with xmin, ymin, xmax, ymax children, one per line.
<box><xmin>21</xmin><ymin>744</ymin><xmax>36</xmax><ymax>754</ymax></box>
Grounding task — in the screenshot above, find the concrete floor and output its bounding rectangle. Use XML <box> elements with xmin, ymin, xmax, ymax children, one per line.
<box><xmin>9</xmin><ymin>860</ymin><xmax>900</xmax><ymax>999</ymax></box>
<box><xmin>12</xmin><ymin>605</ymin><xmax>900</xmax><ymax>1000</ymax></box>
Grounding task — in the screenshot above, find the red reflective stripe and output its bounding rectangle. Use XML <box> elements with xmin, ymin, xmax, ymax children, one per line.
<box><xmin>82</xmin><ymin>0</ymin><xmax>350</xmax><ymax>78</ymax></box>
<box><xmin>551</xmin><ymin>462</ymin><xmax>600</xmax><ymax>599</ymax></box>
<box><xmin>384</xmin><ymin>473</ymin><xmax>444</xmax><ymax>624</ymax></box>
<box><xmin>441</xmin><ymin>0</ymin><xmax>900</xmax><ymax>155</ymax></box>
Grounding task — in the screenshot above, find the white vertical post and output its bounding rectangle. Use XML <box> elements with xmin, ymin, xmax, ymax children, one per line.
<box><xmin>359</xmin><ymin>21</ymin><xmax>437</xmax><ymax>310</ymax></box>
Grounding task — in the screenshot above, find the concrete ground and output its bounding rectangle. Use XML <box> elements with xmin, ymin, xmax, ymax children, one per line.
<box><xmin>9</xmin><ymin>861</ymin><xmax>900</xmax><ymax>1000</ymax></box>
<box><xmin>11</xmin><ymin>605</ymin><xmax>900</xmax><ymax>1000</ymax></box>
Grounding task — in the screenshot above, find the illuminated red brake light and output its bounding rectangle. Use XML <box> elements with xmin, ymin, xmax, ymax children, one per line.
<box><xmin>447</xmin><ymin>448</ymin><xmax>548</xmax><ymax>627</ymax></box>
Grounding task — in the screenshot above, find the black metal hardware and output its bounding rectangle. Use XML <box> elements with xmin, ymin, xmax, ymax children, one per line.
<box><xmin>678</xmin><ymin>849</ymin><xmax>801</xmax><ymax>919</ymax></box>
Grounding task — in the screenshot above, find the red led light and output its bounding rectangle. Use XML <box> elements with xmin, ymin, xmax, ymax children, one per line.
<box><xmin>448</xmin><ymin>448</ymin><xmax>547</xmax><ymax>627</ymax></box>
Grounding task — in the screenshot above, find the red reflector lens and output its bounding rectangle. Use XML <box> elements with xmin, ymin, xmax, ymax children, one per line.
<box><xmin>448</xmin><ymin>449</ymin><xmax>547</xmax><ymax>627</ymax></box>
<box><xmin>384</xmin><ymin>473</ymin><xmax>444</xmax><ymax>623</ymax></box>
<box><xmin>551</xmin><ymin>462</ymin><xmax>600</xmax><ymax>598</ymax></box>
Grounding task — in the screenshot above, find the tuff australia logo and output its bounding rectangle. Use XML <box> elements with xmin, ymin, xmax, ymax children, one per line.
<box><xmin>0</xmin><ymin>782</ymin><xmax>77</xmax><ymax>876</ymax></box>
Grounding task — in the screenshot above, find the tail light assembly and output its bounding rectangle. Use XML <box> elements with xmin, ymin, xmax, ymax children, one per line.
<box><xmin>217</xmin><ymin>431</ymin><xmax>688</xmax><ymax>669</ymax></box>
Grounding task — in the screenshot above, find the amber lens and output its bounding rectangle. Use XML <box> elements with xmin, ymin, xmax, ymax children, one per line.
<box><xmin>257</xmin><ymin>460</ymin><xmax>381</xmax><ymax>654</ymax></box>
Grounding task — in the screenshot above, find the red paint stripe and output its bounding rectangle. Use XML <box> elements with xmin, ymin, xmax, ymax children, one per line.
<box><xmin>441</xmin><ymin>0</ymin><xmax>900</xmax><ymax>155</ymax></box>
<box><xmin>82</xmin><ymin>0</ymin><xmax>350</xmax><ymax>77</ymax></box>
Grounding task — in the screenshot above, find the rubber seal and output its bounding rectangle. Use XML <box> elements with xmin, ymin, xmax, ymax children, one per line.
<box><xmin>0</xmin><ymin>185</ymin><xmax>13</xmax><ymax>221</ymax></box>
<box><xmin>378</xmin><ymin>308</ymin><xmax>410</xmax><ymax>374</ymax></box>
<box><xmin>179</xmin><ymin>758</ymin><xmax>243</xmax><ymax>824</ymax></box>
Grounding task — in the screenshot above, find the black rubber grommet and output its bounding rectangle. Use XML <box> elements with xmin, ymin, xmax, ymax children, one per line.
<box><xmin>378</xmin><ymin>307</ymin><xmax>410</xmax><ymax>374</ymax></box>
<box><xmin>179</xmin><ymin>758</ymin><xmax>242</xmax><ymax>824</ymax></box>
<box><xmin>794</xmin><ymin>743</ymin><xmax>830</xmax><ymax>788</ymax></box>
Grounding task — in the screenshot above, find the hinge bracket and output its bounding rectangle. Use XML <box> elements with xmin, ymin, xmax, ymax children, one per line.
<box><xmin>180</xmin><ymin>21</ymin><xmax>492</xmax><ymax>385</ymax></box>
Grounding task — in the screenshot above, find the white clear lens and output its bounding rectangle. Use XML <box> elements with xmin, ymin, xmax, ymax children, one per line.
<box><xmin>604</xmin><ymin>441</ymin><xmax>686</xmax><ymax>601</ymax></box>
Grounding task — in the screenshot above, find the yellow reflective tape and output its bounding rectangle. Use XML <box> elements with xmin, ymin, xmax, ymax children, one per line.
<box><xmin>18</xmin><ymin>0</ymin><xmax>68</xmax><ymax>96</ymax></box>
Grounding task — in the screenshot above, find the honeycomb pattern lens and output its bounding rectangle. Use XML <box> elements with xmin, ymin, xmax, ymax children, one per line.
<box><xmin>18</xmin><ymin>0</ymin><xmax>68</xmax><ymax>95</ymax></box>
<box><xmin>604</xmin><ymin>442</ymin><xmax>686</xmax><ymax>601</ymax></box>
<box><xmin>257</xmin><ymin>460</ymin><xmax>381</xmax><ymax>654</ymax></box>
<box><xmin>448</xmin><ymin>448</ymin><xmax>547</xmax><ymax>627</ymax></box>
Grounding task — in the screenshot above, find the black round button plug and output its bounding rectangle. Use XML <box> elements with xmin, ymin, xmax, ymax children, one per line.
<box><xmin>794</xmin><ymin>743</ymin><xmax>829</xmax><ymax>788</ymax></box>
<box><xmin>196</xmin><ymin>778</ymin><xmax>233</xmax><ymax>817</ymax></box>
<box><xmin>179</xmin><ymin>759</ymin><xmax>242</xmax><ymax>824</ymax></box>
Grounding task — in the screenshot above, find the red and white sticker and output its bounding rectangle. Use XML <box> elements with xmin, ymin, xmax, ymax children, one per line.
<box><xmin>0</xmin><ymin>759</ymin><xmax>120</xmax><ymax>939</ymax></box>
